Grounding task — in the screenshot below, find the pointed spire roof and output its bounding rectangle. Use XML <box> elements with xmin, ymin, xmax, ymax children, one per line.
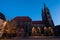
<box><xmin>44</xmin><ymin>3</ymin><xmax>47</xmax><ymax>9</ymax></box>
<box><xmin>44</xmin><ymin>3</ymin><xmax>46</xmax><ymax>8</ymax></box>
<box><xmin>43</xmin><ymin>3</ymin><xmax>49</xmax><ymax>12</ymax></box>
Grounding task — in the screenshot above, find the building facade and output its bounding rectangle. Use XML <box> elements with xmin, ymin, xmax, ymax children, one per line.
<box><xmin>10</xmin><ymin>4</ymin><xmax>55</xmax><ymax>37</ymax></box>
<box><xmin>11</xmin><ymin>16</ymin><xmax>32</xmax><ymax>37</ymax></box>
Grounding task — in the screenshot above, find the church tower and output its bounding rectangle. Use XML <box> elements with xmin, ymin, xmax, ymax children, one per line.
<box><xmin>42</xmin><ymin>3</ymin><xmax>54</xmax><ymax>27</ymax></box>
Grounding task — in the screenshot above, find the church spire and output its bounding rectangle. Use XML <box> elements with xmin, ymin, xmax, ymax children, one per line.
<box><xmin>44</xmin><ymin>3</ymin><xmax>47</xmax><ymax>10</ymax></box>
<box><xmin>42</xmin><ymin>3</ymin><xmax>54</xmax><ymax>27</ymax></box>
<box><xmin>44</xmin><ymin>3</ymin><xmax>46</xmax><ymax>8</ymax></box>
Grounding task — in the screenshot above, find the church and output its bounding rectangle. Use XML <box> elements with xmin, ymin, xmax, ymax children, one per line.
<box><xmin>10</xmin><ymin>4</ymin><xmax>54</xmax><ymax>37</ymax></box>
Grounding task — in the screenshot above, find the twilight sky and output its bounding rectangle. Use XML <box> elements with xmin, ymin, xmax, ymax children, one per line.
<box><xmin>0</xmin><ymin>0</ymin><xmax>60</xmax><ymax>26</ymax></box>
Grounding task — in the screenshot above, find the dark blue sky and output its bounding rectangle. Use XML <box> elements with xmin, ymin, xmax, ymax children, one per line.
<box><xmin>0</xmin><ymin>0</ymin><xmax>60</xmax><ymax>26</ymax></box>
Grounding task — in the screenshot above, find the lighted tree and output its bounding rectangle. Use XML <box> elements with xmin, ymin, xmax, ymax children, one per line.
<box><xmin>37</xmin><ymin>27</ymin><xmax>41</xmax><ymax>36</ymax></box>
<box><xmin>5</xmin><ymin>21</ymin><xmax>17</xmax><ymax>37</ymax></box>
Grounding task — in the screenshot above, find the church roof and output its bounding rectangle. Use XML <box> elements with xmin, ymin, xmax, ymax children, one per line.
<box><xmin>32</xmin><ymin>21</ymin><xmax>44</xmax><ymax>24</ymax></box>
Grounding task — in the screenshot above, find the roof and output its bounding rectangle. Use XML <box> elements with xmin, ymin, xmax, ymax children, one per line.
<box><xmin>12</xmin><ymin>16</ymin><xmax>32</xmax><ymax>22</ymax></box>
<box><xmin>32</xmin><ymin>21</ymin><xmax>44</xmax><ymax>24</ymax></box>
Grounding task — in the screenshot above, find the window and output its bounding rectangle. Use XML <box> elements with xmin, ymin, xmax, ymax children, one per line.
<box><xmin>16</xmin><ymin>21</ymin><xmax>20</xmax><ymax>27</ymax></box>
